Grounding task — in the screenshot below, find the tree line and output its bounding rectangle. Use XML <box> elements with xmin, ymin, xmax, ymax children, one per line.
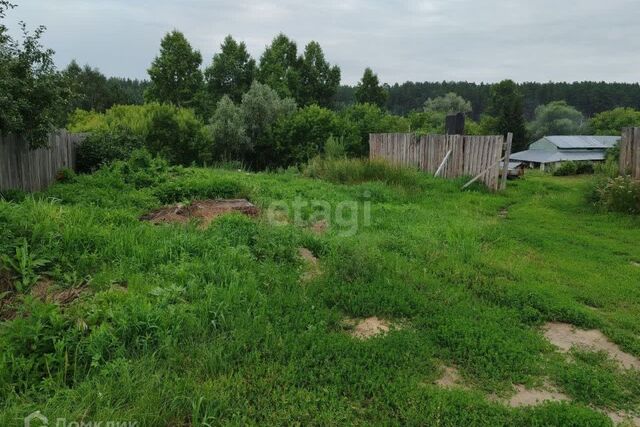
<box><xmin>336</xmin><ymin>81</ymin><xmax>640</xmax><ymax>121</ymax></box>
<box><xmin>2</xmin><ymin>0</ymin><xmax>640</xmax><ymax>169</ymax></box>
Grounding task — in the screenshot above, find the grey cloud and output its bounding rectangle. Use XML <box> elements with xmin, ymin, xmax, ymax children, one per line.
<box><xmin>6</xmin><ymin>0</ymin><xmax>639</xmax><ymax>84</ymax></box>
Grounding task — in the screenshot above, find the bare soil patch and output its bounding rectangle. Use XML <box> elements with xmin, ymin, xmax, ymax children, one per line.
<box><xmin>543</xmin><ymin>322</ymin><xmax>640</xmax><ymax>370</ymax></box>
<box><xmin>506</xmin><ymin>384</ymin><xmax>570</xmax><ymax>407</ymax></box>
<box><xmin>344</xmin><ymin>316</ymin><xmax>391</xmax><ymax>339</ymax></box>
<box><xmin>310</xmin><ymin>220</ymin><xmax>328</xmax><ymax>234</ymax></box>
<box><xmin>141</xmin><ymin>199</ymin><xmax>258</xmax><ymax>228</ymax></box>
<box><xmin>31</xmin><ymin>278</ymin><xmax>86</xmax><ymax>305</ymax></box>
<box><xmin>607</xmin><ymin>410</ymin><xmax>640</xmax><ymax>426</ymax></box>
<box><xmin>435</xmin><ymin>366</ymin><xmax>464</xmax><ymax>389</ymax></box>
<box><xmin>298</xmin><ymin>247</ymin><xmax>320</xmax><ymax>282</ymax></box>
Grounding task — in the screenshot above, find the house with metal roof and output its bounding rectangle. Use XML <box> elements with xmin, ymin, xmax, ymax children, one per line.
<box><xmin>509</xmin><ymin>135</ymin><xmax>619</xmax><ymax>170</ymax></box>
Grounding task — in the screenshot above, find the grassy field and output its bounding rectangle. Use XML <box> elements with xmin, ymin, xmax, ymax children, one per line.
<box><xmin>1</xmin><ymin>161</ymin><xmax>639</xmax><ymax>426</ymax></box>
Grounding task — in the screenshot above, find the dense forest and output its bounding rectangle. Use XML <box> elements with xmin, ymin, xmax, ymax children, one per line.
<box><xmin>60</xmin><ymin>72</ymin><xmax>640</xmax><ymax>123</ymax></box>
<box><xmin>338</xmin><ymin>81</ymin><xmax>640</xmax><ymax>120</ymax></box>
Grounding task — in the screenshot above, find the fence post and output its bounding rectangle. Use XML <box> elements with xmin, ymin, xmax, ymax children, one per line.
<box><xmin>500</xmin><ymin>132</ymin><xmax>513</xmax><ymax>190</ymax></box>
<box><xmin>634</xmin><ymin>128</ymin><xmax>640</xmax><ymax>180</ymax></box>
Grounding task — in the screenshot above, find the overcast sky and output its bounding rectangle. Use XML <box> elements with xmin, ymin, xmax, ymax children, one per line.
<box><xmin>6</xmin><ymin>0</ymin><xmax>640</xmax><ymax>85</ymax></box>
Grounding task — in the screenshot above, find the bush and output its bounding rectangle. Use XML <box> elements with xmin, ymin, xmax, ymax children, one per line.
<box><xmin>55</xmin><ymin>168</ymin><xmax>77</xmax><ymax>183</ymax></box>
<box><xmin>340</xmin><ymin>103</ymin><xmax>409</xmax><ymax>157</ymax></box>
<box><xmin>260</xmin><ymin>105</ymin><xmax>358</xmax><ymax>169</ymax></box>
<box><xmin>552</xmin><ymin>161</ymin><xmax>594</xmax><ymax>176</ymax></box>
<box><xmin>72</xmin><ymin>104</ymin><xmax>212</xmax><ymax>171</ymax></box>
<box><xmin>76</xmin><ymin>127</ymin><xmax>145</xmax><ymax>173</ymax></box>
<box><xmin>111</xmin><ymin>149</ymin><xmax>172</xmax><ymax>189</ymax></box>
<box><xmin>552</xmin><ymin>161</ymin><xmax>578</xmax><ymax>176</ymax></box>
<box><xmin>324</xmin><ymin>135</ymin><xmax>346</xmax><ymax>160</ymax></box>
<box><xmin>575</xmin><ymin>161</ymin><xmax>594</xmax><ymax>175</ymax></box>
<box><xmin>0</xmin><ymin>189</ymin><xmax>28</xmax><ymax>203</ymax></box>
<box><xmin>592</xmin><ymin>175</ymin><xmax>640</xmax><ymax>214</ymax></box>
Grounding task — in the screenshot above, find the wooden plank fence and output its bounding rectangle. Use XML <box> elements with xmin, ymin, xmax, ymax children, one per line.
<box><xmin>620</xmin><ymin>128</ymin><xmax>640</xmax><ymax>179</ymax></box>
<box><xmin>0</xmin><ymin>130</ymin><xmax>87</xmax><ymax>192</ymax></box>
<box><xmin>369</xmin><ymin>133</ymin><xmax>506</xmax><ymax>190</ymax></box>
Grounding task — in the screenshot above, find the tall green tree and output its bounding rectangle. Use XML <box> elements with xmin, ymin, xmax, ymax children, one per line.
<box><xmin>298</xmin><ymin>41</ymin><xmax>341</xmax><ymax>108</ymax></box>
<box><xmin>204</xmin><ymin>35</ymin><xmax>256</xmax><ymax>105</ymax></box>
<box><xmin>240</xmin><ymin>81</ymin><xmax>296</xmax><ymax>144</ymax></box>
<box><xmin>62</xmin><ymin>61</ymin><xmax>147</xmax><ymax>120</ymax></box>
<box><xmin>63</xmin><ymin>61</ymin><xmax>112</xmax><ymax>112</ymax></box>
<box><xmin>209</xmin><ymin>95</ymin><xmax>250</xmax><ymax>161</ymax></box>
<box><xmin>588</xmin><ymin>108</ymin><xmax>640</xmax><ymax>135</ymax></box>
<box><xmin>0</xmin><ymin>1</ymin><xmax>67</xmax><ymax>147</ymax></box>
<box><xmin>487</xmin><ymin>79</ymin><xmax>527</xmax><ymax>151</ymax></box>
<box><xmin>354</xmin><ymin>68</ymin><xmax>387</xmax><ymax>108</ymax></box>
<box><xmin>527</xmin><ymin>101</ymin><xmax>585</xmax><ymax>140</ymax></box>
<box><xmin>145</xmin><ymin>31</ymin><xmax>203</xmax><ymax>108</ymax></box>
<box><xmin>424</xmin><ymin>92</ymin><xmax>472</xmax><ymax>115</ymax></box>
<box><xmin>257</xmin><ymin>34</ymin><xmax>300</xmax><ymax>100</ymax></box>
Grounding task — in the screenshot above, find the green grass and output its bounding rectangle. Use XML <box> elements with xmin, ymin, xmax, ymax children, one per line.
<box><xmin>0</xmin><ymin>164</ymin><xmax>639</xmax><ymax>426</ymax></box>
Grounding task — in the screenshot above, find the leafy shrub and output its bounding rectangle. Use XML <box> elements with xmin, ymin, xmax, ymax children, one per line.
<box><xmin>0</xmin><ymin>189</ymin><xmax>28</xmax><ymax>203</ymax></box>
<box><xmin>1</xmin><ymin>239</ymin><xmax>49</xmax><ymax>292</ymax></box>
<box><xmin>258</xmin><ymin>105</ymin><xmax>358</xmax><ymax>169</ymax></box>
<box><xmin>575</xmin><ymin>161</ymin><xmax>594</xmax><ymax>175</ymax></box>
<box><xmin>324</xmin><ymin>135</ymin><xmax>346</xmax><ymax>159</ymax></box>
<box><xmin>55</xmin><ymin>167</ymin><xmax>77</xmax><ymax>183</ymax></box>
<box><xmin>76</xmin><ymin>127</ymin><xmax>145</xmax><ymax>172</ymax></box>
<box><xmin>592</xmin><ymin>175</ymin><xmax>640</xmax><ymax>214</ymax></box>
<box><xmin>553</xmin><ymin>161</ymin><xmax>595</xmax><ymax>177</ymax></box>
<box><xmin>552</xmin><ymin>161</ymin><xmax>578</xmax><ymax>176</ymax></box>
<box><xmin>339</xmin><ymin>103</ymin><xmax>409</xmax><ymax>157</ymax></box>
<box><xmin>112</xmin><ymin>149</ymin><xmax>171</xmax><ymax>189</ymax></box>
<box><xmin>72</xmin><ymin>104</ymin><xmax>212</xmax><ymax>171</ymax></box>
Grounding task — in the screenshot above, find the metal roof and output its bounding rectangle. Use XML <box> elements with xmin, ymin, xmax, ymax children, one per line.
<box><xmin>510</xmin><ymin>149</ymin><xmax>606</xmax><ymax>164</ymax></box>
<box><xmin>539</xmin><ymin>135</ymin><xmax>619</xmax><ymax>149</ymax></box>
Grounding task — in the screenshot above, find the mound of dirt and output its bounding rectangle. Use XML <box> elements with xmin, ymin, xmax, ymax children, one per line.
<box><xmin>344</xmin><ymin>316</ymin><xmax>391</xmax><ymax>340</ymax></box>
<box><xmin>141</xmin><ymin>199</ymin><xmax>258</xmax><ymax>228</ymax></box>
<box><xmin>543</xmin><ymin>322</ymin><xmax>640</xmax><ymax>370</ymax></box>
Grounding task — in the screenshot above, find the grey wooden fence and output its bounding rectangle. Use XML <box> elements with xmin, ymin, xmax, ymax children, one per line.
<box><xmin>620</xmin><ymin>128</ymin><xmax>640</xmax><ymax>179</ymax></box>
<box><xmin>369</xmin><ymin>133</ymin><xmax>506</xmax><ymax>190</ymax></box>
<box><xmin>0</xmin><ymin>130</ymin><xmax>87</xmax><ymax>192</ymax></box>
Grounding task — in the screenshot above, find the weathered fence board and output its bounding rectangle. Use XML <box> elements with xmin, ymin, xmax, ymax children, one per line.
<box><xmin>0</xmin><ymin>130</ymin><xmax>86</xmax><ymax>192</ymax></box>
<box><xmin>620</xmin><ymin>128</ymin><xmax>640</xmax><ymax>179</ymax></box>
<box><xmin>370</xmin><ymin>133</ymin><xmax>505</xmax><ymax>190</ymax></box>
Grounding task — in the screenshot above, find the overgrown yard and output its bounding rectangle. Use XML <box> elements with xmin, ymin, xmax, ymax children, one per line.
<box><xmin>1</xmin><ymin>164</ymin><xmax>639</xmax><ymax>426</ymax></box>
